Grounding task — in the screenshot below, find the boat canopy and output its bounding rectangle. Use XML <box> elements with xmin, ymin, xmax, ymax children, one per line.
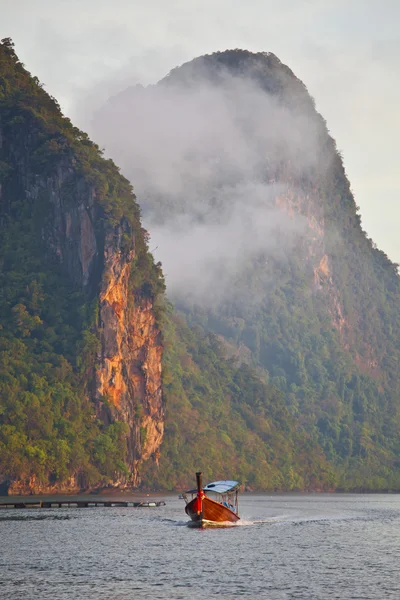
<box><xmin>185</xmin><ymin>480</ymin><xmax>239</xmax><ymax>494</ymax></box>
<box><xmin>203</xmin><ymin>480</ymin><xmax>239</xmax><ymax>493</ymax></box>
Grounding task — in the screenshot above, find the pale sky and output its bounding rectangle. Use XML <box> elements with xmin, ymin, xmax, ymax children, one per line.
<box><xmin>2</xmin><ymin>0</ymin><xmax>399</xmax><ymax>263</ymax></box>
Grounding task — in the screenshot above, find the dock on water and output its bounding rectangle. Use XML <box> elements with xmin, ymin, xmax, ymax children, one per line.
<box><xmin>0</xmin><ymin>499</ymin><xmax>166</xmax><ymax>509</ymax></box>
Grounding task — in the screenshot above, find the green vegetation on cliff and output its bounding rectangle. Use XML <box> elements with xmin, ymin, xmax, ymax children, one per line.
<box><xmin>0</xmin><ymin>38</ymin><xmax>164</xmax><ymax>489</ymax></box>
<box><xmin>0</xmin><ymin>40</ymin><xmax>337</xmax><ymax>492</ymax></box>
<box><xmin>141</xmin><ymin>307</ymin><xmax>335</xmax><ymax>491</ymax></box>
<box><xmin>2</xmin><ymin>40</ymin><xmax>400</xmax><ymax>493</ymax></box>
<box><xmin>94</xmin><ymin>49</ymin><xmax>400</xmax><ymax>491</ymax></box>
<box><xmin>166</xmin><ymin>53</ymin><xmax>400</xmax><ymax>491</ymax></box>
<box><xmin>0</xmin><ymin>191</ymin><xmax>129</xmax><ymax>486</ymax></box>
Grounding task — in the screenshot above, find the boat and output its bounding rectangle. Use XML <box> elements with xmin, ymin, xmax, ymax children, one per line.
<box><xmin>183</xmin><ymin>472</ymin><xmax>240</xmax><ymax>527</ymax></box>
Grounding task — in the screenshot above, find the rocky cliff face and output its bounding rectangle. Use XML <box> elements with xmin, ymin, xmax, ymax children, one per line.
<box><xmin>18</xmin><ymin>161</ymin><xmax>163</xmax><ymax>488</ymax></box>
<box><xmin>97</xmin><ymin>229</ymin><xmax>163</xmax><ymax>484</ymax></box>
<box><xmin>0</xmin><ymin>39</ymin><xmax>165</xmax><ymax>492</ymax></box>
<box><xmin>275</xmin><ymin>181</ymin><xmax>381</xmax><ymax>378</ymax></box>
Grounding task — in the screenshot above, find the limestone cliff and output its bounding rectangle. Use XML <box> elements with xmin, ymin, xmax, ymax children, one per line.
<box><xmin>0</xmin><ymin>39</ymin><xmax>164</xmax><ymax>492</ymax></box>
<box><xmin>96</xmin><ymin>229</ymin><xmax>164</xmax><ymax>484</ymax></box>
<box><xmin>14</xmin><ymin>160</ymin><xmax>163</xmax><ymax>490</ymax></box>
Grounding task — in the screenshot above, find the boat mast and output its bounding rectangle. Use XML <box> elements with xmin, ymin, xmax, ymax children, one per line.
<box><xmin>196</xmin><ymin>472</ymin><xmax>202</xmax><ymax>493</ymax></box>
<box><xmin>195</xmin><ymin>472</ymin><xmax>204</xmax><ymax>517</ymax></box>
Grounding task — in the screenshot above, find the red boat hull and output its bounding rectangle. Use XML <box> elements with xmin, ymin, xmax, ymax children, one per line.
<box><xmin>185</xmin><ymin>494</ymin><xmax>240</xmax><ymax>527</ymax></box>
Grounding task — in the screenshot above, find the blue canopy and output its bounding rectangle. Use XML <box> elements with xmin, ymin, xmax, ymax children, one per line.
<box><xmin>203</xmin><ymin>480</ymin><xmax>239</xmax><ymax>493</ymax></box>
<box><xmin>184</xmin><ymin>480</ymin><xmax>239</xmax><ymax>494</ymax></box>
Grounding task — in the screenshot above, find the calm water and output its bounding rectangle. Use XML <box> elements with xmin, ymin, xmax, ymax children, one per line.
<box><xmin>1</xmin><ymin>493</ymin><xmax>400</xmax><ymax>599</ymax></box>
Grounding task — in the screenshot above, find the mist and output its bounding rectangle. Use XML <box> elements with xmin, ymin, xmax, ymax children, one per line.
<box><xmin>88</xmin><ymin>59</ymin><xmax>326</xmax><ymax>305</ymax></box>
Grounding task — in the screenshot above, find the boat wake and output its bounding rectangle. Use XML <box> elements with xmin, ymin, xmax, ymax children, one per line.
<box><xmin>162</xmin><ymin>518</ymin><xmax>190</xmax><ymax>526</ymax></box>
<box><xmin>164</xmin><ymin>514</ymin><xmax>357</xmax><ymax>529</ymax></box>
<box><xmin>236</xmin><ymin>518</ymin><xmax>277</xmax><ymax>526</ymax></box>
<box><xmin>244</xmin><ymin>514</ymin><xmax>364</xmax><ymax>527</ymax></box>
<box><xmin>165</xmin><ymin>517</ymin><xmax>288</xmax><ymax>528</ymax></box>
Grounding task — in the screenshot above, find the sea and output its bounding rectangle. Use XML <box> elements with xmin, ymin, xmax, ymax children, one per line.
<box><xmin>1</xmin><ymin>493</ymin><xmax>400</xmax><ymax>599</ymax></box>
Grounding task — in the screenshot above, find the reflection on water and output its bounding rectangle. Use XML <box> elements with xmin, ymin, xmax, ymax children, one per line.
<box><xmin>1</xmin><ymin>494</ymin><xmax>400</xmax><ymax>599</ymax></box>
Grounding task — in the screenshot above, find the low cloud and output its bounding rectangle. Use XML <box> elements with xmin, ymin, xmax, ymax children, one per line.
<box><xmin>148</xmin><ymin>182</ymin><xmax>308</xmax><ymax>305</ymax></box>
<box><xmin>90</xmin><ymin>59</ymin><xmax>325</xmax><ymax>304</ymax></box>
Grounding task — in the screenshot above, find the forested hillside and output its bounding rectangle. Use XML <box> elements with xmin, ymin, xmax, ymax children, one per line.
<box><xmin>0</xmin><ymin>38</ymin><xmax>165</xmax><ymax>493</ymax></box>
<box><xmin>93</xmin><ymin>50</ymin><xmax>400</xmax><ymax>491</ymax></box>
<box><xmin>0</xmin><ymin>40</ymin><xmax>339</xmax><ymax>493</ymax></box>
<box><xmin>141</xmin><ymin>307</ymin><xmax>335</xmax><ymax>491</ymax></box>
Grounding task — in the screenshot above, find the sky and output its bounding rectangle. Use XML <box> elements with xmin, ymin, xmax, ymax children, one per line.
<box><xmin>2</xmin><ymin>0</ymin><xmax>399</xmax><ymax>263</ymax></box>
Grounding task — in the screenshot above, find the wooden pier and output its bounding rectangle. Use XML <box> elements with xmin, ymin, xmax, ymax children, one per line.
<box><xmin>0</xmin><ymin>499</ymin><xmax>166</xmax><ymax>509</ymax></box>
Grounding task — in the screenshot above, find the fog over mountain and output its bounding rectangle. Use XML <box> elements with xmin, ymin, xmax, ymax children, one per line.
<box><xmin>91</xmin><ymin>57</ymin><xmax>330</xmax><ymax>304</ymax></box>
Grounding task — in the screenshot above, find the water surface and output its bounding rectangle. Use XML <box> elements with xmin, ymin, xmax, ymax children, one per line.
<box><xmin>1</xmin><ymin>493</ymin><xmax>400</xmax><ymax>599</ymax></box>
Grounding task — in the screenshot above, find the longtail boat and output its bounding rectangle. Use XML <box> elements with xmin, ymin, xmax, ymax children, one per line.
<box><xmin>183</xmin><ymin>472</ymin><xmax>240</xmax><ymax>527</ymax></box>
